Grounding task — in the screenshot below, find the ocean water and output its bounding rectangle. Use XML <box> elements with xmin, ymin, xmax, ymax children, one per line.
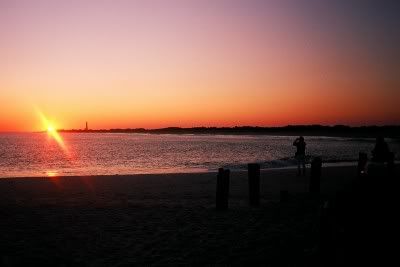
<box><xmin>0</xmin><ymin>133</ymin><xmax>398</xmax><ymax>178</ymax></box>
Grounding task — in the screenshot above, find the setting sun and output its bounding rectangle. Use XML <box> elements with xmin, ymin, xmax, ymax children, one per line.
<box><xmin>47</xmin><ymin>125</ymin><xmax>55</xmax><ymax>133</ymax></box>
<box><xmin>36</xmin><ymin>110</ymin><xmax>69</xmax><ymax>154</ymax></box>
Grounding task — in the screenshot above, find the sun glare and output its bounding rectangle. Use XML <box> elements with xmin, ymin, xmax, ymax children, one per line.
<box><xmin>47</xmin><ymin>125</ymin><xmax>55</xmax><ymax>133</ymax></box>
<box><xmin>36</xmin><ymin>109</ymin><xmax>69</xmax><ymax>154</ymax></box>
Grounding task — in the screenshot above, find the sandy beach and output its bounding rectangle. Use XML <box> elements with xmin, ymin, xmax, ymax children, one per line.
<box><xmin>0</xmin><ymin>165</ymin><xmax>396</xmax><ymax>266</ymax></box>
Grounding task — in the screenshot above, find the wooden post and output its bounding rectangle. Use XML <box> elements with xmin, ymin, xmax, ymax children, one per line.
<box><xmin>216</xmin><ymin>168</ymin><xmax>230</xmax><ymax>210</ymax></box>
<box><xmin>224</xmin><ymin>169</ymin><xmax>230</xmax><ymax>208</ymax></box>
<box><xmin>280</xmin><ymin>190</ymin><xmax>289</xmax><ymax>203</ymax></box>
<box><xmin>357</xmin><ymin>152</ymin><xmax>368</xmax><ymax>177</ymax></box>
<box><xmin>310</xmin><ymin>157</ymin><xmax>322</xmax><ymax>195</ymax></box>
<box><xmin>387</xmin><ymin>152</ymin><xmax>394</xmax><ymax>173</ymax></box>
<box><xmin>248</xmin><ymin>163</ymin><xmax>260</xmax><ymax>207</ymax></box>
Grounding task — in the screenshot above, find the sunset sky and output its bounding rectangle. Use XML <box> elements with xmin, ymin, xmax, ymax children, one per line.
<box><xmin>1</xmin><ymin>0</ymin><xmax>399</xmax><ymax>132</ymax></box>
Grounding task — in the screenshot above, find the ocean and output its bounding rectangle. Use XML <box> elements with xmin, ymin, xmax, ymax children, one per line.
<box><xmin>0</xmin><ymin>133</ymin><xmax>398</xmax><ymax>178</ymax></box>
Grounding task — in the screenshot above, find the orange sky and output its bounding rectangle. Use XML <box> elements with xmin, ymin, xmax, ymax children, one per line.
<box><xmin>1</xmin><ymin>1</ymin><xmax>399</xmax><ymax>132</ymax></box>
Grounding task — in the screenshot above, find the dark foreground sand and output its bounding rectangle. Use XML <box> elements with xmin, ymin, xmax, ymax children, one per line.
<box><xmin>0</xmin><ymin>165</ymin><xmax>396</xmax><ymax>266</ymax></box>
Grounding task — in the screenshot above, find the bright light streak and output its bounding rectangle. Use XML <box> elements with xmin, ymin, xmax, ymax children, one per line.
<box><xmin>36</xmin><ymin>109</ymin><xmax>69</xmax><ymax>153</ymax></box>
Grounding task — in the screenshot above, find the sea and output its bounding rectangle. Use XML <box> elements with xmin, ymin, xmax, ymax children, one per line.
<box><xmin>0</xmin><ymin>133</ymin><xmax>399</xmax><ymax>178</ymax></box>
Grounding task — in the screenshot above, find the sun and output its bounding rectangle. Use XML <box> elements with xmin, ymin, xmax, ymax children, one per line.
<box><xmin>45</xmin><ymin>123</ymin><xmax>64</xmax><ymax>147</ymax></box>
<box><xmin>45</xmin><ymin>121</ymin><xmax>67</xmax><ymax>152</ymax></box>
<box><xmin>36</xmin><ymin>109</ymin><xmax>69</xmax><ymax>154</ymax></box>
<box><xmin>47</xmin><ymin>125</ymin><xmax>55</xmax><ymax>133</ymax></box>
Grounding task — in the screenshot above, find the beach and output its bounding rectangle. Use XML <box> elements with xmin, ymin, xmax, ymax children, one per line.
<box><xmin>2</xmin><ymin>0</ymin><xmax>399</xmax><ymax>265</ymax></box>
<box><xmin>1</xmin><ymin>164</ymin><xmax>382</xmax><ymax>266</ymax></box>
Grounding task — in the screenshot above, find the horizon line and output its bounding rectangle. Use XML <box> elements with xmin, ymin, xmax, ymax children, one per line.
<box><xmin>2</xmin><ymin>124</ymin><xmax>400</xmax><ymax>134</ymax></box>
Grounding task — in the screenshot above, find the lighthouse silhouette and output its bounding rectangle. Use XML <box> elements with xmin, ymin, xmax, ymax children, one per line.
<box><xmin>85</xmin><ymin>122</ymin><xmax>88</xmax><ymax>131</ymax></box>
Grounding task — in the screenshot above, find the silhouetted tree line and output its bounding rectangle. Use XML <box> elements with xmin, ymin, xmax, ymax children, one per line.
<box><xmin>57</xmin><ymin>125</ymin><xmax>400</xmax><ymax>138</ymax></box>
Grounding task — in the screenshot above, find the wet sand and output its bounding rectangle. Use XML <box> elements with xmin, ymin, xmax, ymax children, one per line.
<box><xmin>0</xmin><ymin>165</ymin><xmax>377</xmax><ymax>266</ymax></box>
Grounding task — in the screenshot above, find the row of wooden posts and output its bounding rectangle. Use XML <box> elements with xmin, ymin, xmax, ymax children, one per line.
<box><xmin>216</xmin><ymin>157</ymin><xmax>323</xmax><ymax>210</ymax></box>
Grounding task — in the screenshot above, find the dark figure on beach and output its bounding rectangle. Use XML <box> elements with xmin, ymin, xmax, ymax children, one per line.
<box><xmin>293</xmin><ymin>136</ymin><xmax>306</xmax><ymax>176</ymax></box>
<box><xmin>372</xmin><ymin>136</ymin><xmax>390</xmax><ymax>162</ymax></box>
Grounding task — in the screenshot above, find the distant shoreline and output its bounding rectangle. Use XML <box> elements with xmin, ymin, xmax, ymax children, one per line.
<box><xmin>2</xmin><ymin>125</ymin><xmax>399</xmax><ymax>138</ymax></box>
<box><xmin>51</xmin><ymin>125</ymin><xmax>400</xmax><ymax>138</ymax></box>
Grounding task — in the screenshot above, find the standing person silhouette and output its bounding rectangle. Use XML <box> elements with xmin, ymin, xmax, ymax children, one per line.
<box><xmin>372</xmin><ymin>136</ymin><xmax>390</xmax><ymax>162</ymax></box>
<box><xmin>293</xmin><ymin>136</ymin><xmax>306</xmax><ymax>176</ymax></box>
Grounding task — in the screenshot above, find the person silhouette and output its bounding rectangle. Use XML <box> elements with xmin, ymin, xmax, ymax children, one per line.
<box><xmin>372</xmin><ymin>136</ymin><xmax>390</xmax><ymax>163</ymax></box>
<box><xmin>293</xmin><ymin>136</ymin><xmax>306</xmax><ymax>176</ymax></box>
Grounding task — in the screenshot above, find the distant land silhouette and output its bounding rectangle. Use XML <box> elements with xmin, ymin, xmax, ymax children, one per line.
<box><xmin>53</xmin><ymin>125</ymin><xmax>400</xmax><ymax>138</ymax></box>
